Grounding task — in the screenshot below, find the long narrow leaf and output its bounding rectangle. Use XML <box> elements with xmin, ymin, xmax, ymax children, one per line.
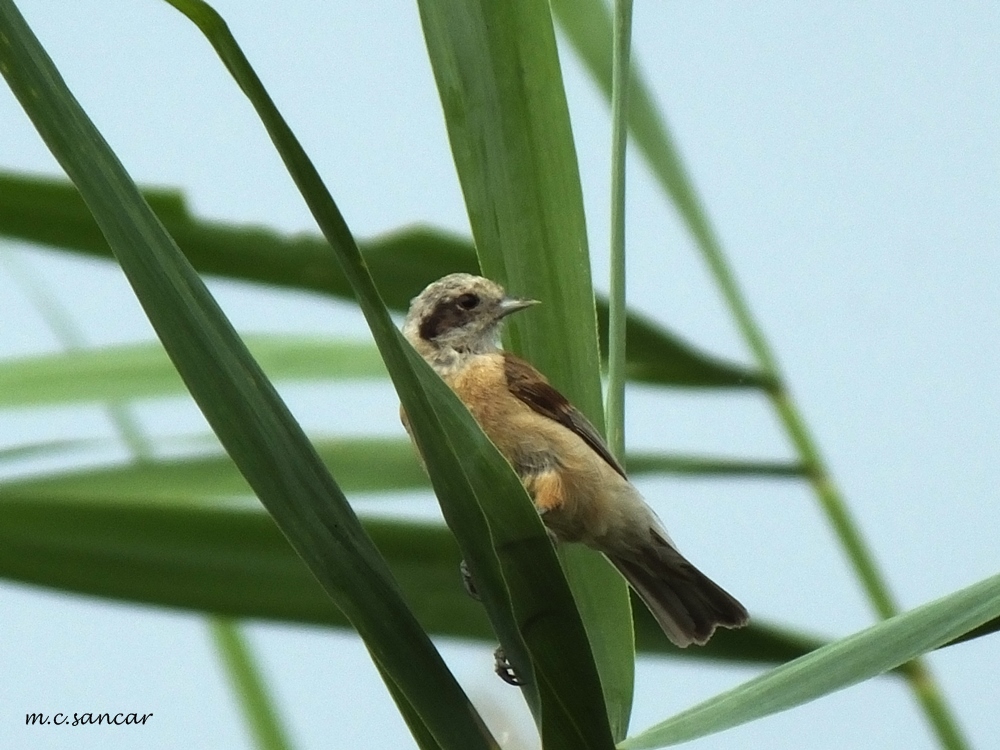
<box><xmin>621</xmin><ymin>572</ymin><xmax>1000</xmax><ymax>748</ymax></box>
<box><xmin>2</xmin><ymin>438</ymin><xmax>428</xmax><ymax>499</ymax></box>
<box><xmin>6</xmin><ymin>201</ymin><xmax>293</xmax><ymax>750</ymax></box>
<box><xmin>161</xmin><ymin>1</ymin><xmax>615</xmax><ymax>747</ymax></box>
<box><xmin>210</xmin><ymin>620</ymin><xmax>294</xmax><ymax>750</ymax></box>
<box><xmin>0</xmin><ymin>493</ymin><xmax>827</xmax><ymax>662</ymax></box>
<box><xmin>2</xmin><ymin>442</ymin><xmax>803</xmax><ymax>502</ymax></box>
<box><xmin>552</xmin><ymin>3</ymin><xmax>969</xmax><ymax>744</ymax></box>
<box><xmin>625</xmin><ymin>453</ymin><xmax>806</xmax><ymax>478</ymax></box>
<box><xmin>0</xmin><ymin>5</ymin><xmax>496</xmax><ymax>748</ymax></box>
<box><xmin>604</xmin><ymin>0</ymin><xmax>633</xmax><ymax>461</ymax></box>
<box><xmin>7</xmin><ymin>489</ymin><xmax>987</xmax><ymax>659</ymax></box>
<box><xmin>0</xmin><ymin>438</ymin><xmax>96</xmax><ymax>464</ymax></box>
<box><xmin>417</xmin><ymin>0</ymin><xmax>633</xmax><ymax>736</ymax></box>
<box><xmin>550</xmin><ymin>0</ymin><xmax>715</xmax><ymax>262</ymax></box>
<box><xmin>0</xmin><ymin>170</ymin><xmax>765</xmax><ymax>389</ymax></box>
<box><xmin>0</xmin><ymin>335</ymin><xmax>385</xmax><ymax>407</ymax></box>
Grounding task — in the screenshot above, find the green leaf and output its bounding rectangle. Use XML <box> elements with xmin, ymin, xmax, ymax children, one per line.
<box><xmin>604</xmin><ymin>308</ymin><xmax>769</xmax><ymax>388</ymax></box>
<box><xmin>0</xmin><ymin>494</ymin><xmax>485</xmax><ymax>635</ymax></box>
<box><xmin>0</xmin><ymin>169</ymin><xmax>766</xmax><ymax>390</ymax></box>
<box><xmin>0</xmin><ymin>335</ymin><xmax>385</xmax><ymax>407</ymax></box>
<box><xmin>0</xmin><ymin>438</ymin><xmax>96</xmax><ymax>464</ymax></box>
<box><xmin>209</xmin><ymin>619</ymin><xmax>295</xmax><ymax>750</ymax></box>
<box><xmin>4</xmin><ymin>438</ymin><xmax>427</xmax><ymax>499</ymax></box>
<box><xmin>0</xmin><ymin>170</ymin><xmax>475</xmax><ymax>306</ymax></box>
<box><xmin>159</xmin><ymin>1</ymin><xmax>614</xmax><ymax>747</ymax></box>
<box><xmin>0</xmin><ymin>491</ymin><xmax>825</xmax><ymax>665</ymax></box>
<box><xmin>0</xmin><ymin>4</ymin><xmax>495</xmax><ymax>748</ymax></box>
<box><xmin>620</xmin><ymin>572</ymin><xmax>1000</xmax><ymax>749</ymax></box>
<box><xmin>603</xmin><ymin>0</ymin><xmax>633</xmax><ymax>462</ymax></box>
<box><xmin>944</xmin><ymin>614</ymin><xmax>1000</xmax><ymax>647</ymax></box>
<box><xmin>554</xmin><ymin>4</ymin><xmax>973</xmax><ymax>745</ymax></box>
<box><xmin>551</xmin><ymin>0</ymin><xmax>720</xmax><ymax>269</ymax></box>
<box><xmin>625</xmin><ymin>453</ymin><xmax>806</xmax><ymax>479</ymax></box>
<box><xmin>2</xmin><ymin>441</ymin><xmax>801</xmax><ymax>504</ymax></box>
<box><xmin>416</xmin><ymin>0</ymin><xmax>633</xmax><ymax>738</ymax></box>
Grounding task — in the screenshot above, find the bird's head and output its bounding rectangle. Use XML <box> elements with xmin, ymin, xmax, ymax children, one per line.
<box><xmin>403</xmin><ymin>273</ymin><xmax>538</xmax><ymax>362</ymax></box>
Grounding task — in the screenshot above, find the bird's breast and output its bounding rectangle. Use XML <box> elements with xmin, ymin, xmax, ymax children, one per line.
<box><xmin>443</xmin><ymin>356</ymin><xmax>651</xmax><ymax>549</ymax></box>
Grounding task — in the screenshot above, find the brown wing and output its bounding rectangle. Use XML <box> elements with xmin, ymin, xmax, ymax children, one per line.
<box><xmin>503</xmin><ymin>353</ymin><xmax>627</xmax><ymax>479</ymax></box>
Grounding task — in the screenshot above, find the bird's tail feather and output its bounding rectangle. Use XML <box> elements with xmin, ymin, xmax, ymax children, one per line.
<box><xmin>608</xmin><ymin>536</ymin><xmax>748</xmax><ymax>647</ymax></box>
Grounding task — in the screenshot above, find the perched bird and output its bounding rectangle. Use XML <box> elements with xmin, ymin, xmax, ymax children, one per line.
<box><xmin>402</xmin><ymin>273</ymin><xmax>748</xmax><ymax>647</ymax></box>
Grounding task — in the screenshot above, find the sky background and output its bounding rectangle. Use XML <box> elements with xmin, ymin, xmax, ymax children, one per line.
<box><xmin>1</xmin><ymin>1</ymin><xmax>998</xmax><ymax>748</ymax></box>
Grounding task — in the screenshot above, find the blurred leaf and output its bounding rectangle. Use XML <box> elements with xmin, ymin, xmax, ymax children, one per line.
<box><xmin>0</xmin><ymin>4</ymin><xmax>495</xmax><ymax>748</ymax></box>
<box><xmin>0</xmin><ymin>491</ymin><xmax>825</xmax><ymax>665</ymax></box>
<box><xmin>556</xmin><ymin>5</ymin><xmax>975</xmax><ymax>745</ymax></box>
<box><xmin>0</xmin><ymin>169</ymin><xmax>474</xmax><ymax>305</ymax></box>
<box><xmin>606</xmin><ymin>308</ymin><xmax>767</xmax><ymax>388</ymax></box>
<box><xmin>625</xmin><ymin>453</ymin><xmax>805</xmax><ymax>479</ymax></box>
<box><xmin>0</xmin><ymin>335</ymin><xmax>385</xmax><ymax>407</ymax></box>
<box><xmin>3</xmin><ymin>441</ymin><xmax>802</xmax><ymax>503</ymax></box>
<box><xmin>0</xmin><ymin>438</ymin><xmax>96</xmax><ymax>464</ymax></box>
<box><xmin>621</xmin><ymin>572</ymin><xmax>1000</xmax><ymax>748</ymax></box>
<box><xmin>0</xmin><ymin>494</ymin><xmax>484</xmax><ymax>636</ymax></box>
<box><xmin>551</xmin><ymin>0</ymin><xmax>721</xmax><ymax>273</ymax></box>
<box><xmin>209</xmin><ymin>620</ymin><xmax>295</xmax><ymax>750</ymax></box>
<box><xmin>5</xmin><ymin>488</ymin><xmax>991</xmax><ymax>660</ymax></box>
<box><xmin>417</xmin><ymin>0</ymin><xmax>629</xmax><ymax>738</ymax></box>
<box><xmin>5</xmin><ymin>438</ymin><xmax>427</xmax><ymax>499</ymax></box>
<box><xmin>0</xmin><ymin>170</ymin><xmax>765</xmax><ymax>389</ymax></box>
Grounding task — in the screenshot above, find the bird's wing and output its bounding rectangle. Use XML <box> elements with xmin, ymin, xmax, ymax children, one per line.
<box><xmin>502</xmin><ymin>353</ymin><xmax>627</xmax><ymax>479</ymax></box>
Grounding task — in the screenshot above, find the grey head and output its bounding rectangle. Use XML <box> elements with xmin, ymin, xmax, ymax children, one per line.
<box><xmin>403</xmin><ymin>273</ymin><xmax>538</xmax><ymax>367</ymax></box>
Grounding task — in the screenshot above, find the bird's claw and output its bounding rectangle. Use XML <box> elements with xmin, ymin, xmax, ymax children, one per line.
<box><xmin>493</xmin><ymin>646</ymin><xmax>523</xmax><ymax>686</ymax></box>
<box><xmin>459</xmin><ymin>559</ymin><xmax>480</xmax><ymax>601</ymax></box>
<box><xmin>460</xmin><ymin>561</ymin><xmax>523</xmax><ymax>685</ymax></box>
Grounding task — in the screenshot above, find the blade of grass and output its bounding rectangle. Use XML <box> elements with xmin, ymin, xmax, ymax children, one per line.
<box><xmin>606</xmin><ymin>308</ymin><xmax>765</xmax><ymax>387</ymax></box>
<box><xmin>16</xmin><ymin>249</ymin><xmax>294</xmax><ymax>750</ymax></box>
<box><xmin>3</xmin><ymin>438</ymin><xmax>428</xmax><ymax>499</ymax></box>
<box><xmin>159</xmin><ymin>1</ymin><xmax>615</xmax><ymax>746</ymax></box>
<box><xmin>379</xmin><ymin>671</ymin><xmax>446</xmax><ymax>750</ymax></box>
<box><xmin>210</xmin><ymin>621</ymin><xmax>293</xmax><ymax>750</ymax></box>
<box><xmin>416</xmin><ymin>0</ymin><xmax>633</xmax><ymax>736</ymax></box>
<box><xmin>0</xmin><ymin>170</ymin><xmax>767</xmax><ymax>389</ymax></box>
<box><xmin>0</xmin><ymin>495</ymin><xmax>486</xmax><ymax>637</ymax></box>
<box><xmin>621</xmin><ymin>572</ymin><xmax>1000</xmax><ymax>748</ymax></box>
<box><xmin>0</xmin><ymin>4</ymin><xmax>496</xmax><ymax>748</ymax></box>
<box><xmin>552</xmin><ymin>1</ymin><xmax>968</xmax><ymax>745</ymax></box>
<box><xmin>625</xmin><ymin>453</ymin><xmax>806</xmax><ymax>478</ymax></box>
<box><xmin>3</xmin><ymin>443</ymin><xmax>803</xmax><ymax>503</ymax></box>
<box><xmin>0</xmin><ymin>438</ymin><xmax>96</xmax><ymax>464</ymax></box>
<box><xmin>0</xmin><ymin>492</ymin><xmax>832</xmax><ymax>662</ymax></box>
<box><xmin>604</xmin><ymin>0</ymin><xmax>632</xmax><ymax>462</ymax></box>
<box><xmin>604</xmin><ymin>3</ymin><xmax>633</xmax><ymax>730</ymax></box>
<box><xmin>6</xmin><ymin>244</ymin><xmax>294</xmax><ymax>750</ymax></box>
<box><xmin>0</xmin><ymin>335</ymin><xmax>385</xmax><ymax>407</ymax></box>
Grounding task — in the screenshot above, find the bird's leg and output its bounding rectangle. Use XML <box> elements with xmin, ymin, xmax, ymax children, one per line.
<box><xmin>459</xmin><ymin>558</ymin><xmax>480</xmax><ymax>601</ymax></box>
<box><xmin>461</xmin><ymin>561</ymin><xmax>525</xmax><ymax>685</ymax></box>
<box><xmin>493</xmin><ymin>646</ymin><xmax>523</xmax><ymax>686</ymax></box>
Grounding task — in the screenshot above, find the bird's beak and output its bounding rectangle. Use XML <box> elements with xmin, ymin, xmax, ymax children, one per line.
<box><xmin>497</xmin><ymin>296</ymin><xmax>541</xmax><ymax>319</ymax></box>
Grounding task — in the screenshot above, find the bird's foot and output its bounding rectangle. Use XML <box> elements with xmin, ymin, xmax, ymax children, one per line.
<box><xmin>459</xmin><ymin>559</ymin><xmax>480</xmax><ymax>601</ymax></box>
<box><xmin>493</xmin><ymin>646</ymin><xmax>523</xmax><ymax>686</ymax></box>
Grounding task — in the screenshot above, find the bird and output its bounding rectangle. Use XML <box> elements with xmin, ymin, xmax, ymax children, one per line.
<box><xmin>401</xmin><ymin>272</ymin><xmax>749</xmax><ymax>648</ymax></box>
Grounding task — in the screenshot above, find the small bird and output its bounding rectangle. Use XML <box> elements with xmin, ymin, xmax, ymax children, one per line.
<box><xmin>402</xmin><ymin>273</ymin><xmax>749</xmax><ymax>648</ymax></box>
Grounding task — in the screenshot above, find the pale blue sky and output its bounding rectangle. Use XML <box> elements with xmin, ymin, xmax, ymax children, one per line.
<box><xmin>2</xmin><ymin>1</ymin><xmax>998</xmax><ymax>748</ymax></box>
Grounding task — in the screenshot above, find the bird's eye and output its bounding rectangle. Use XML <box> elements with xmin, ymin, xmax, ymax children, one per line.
<box><xmin>456</xmin><ymin>293</ymin><xmax>480</xmax><ymax>310</ymax></box>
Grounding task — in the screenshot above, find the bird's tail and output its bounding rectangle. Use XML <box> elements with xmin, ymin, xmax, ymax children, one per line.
<box><xmin>607</xmin><ymin>532</ymin><xmax>749</xmax><ymax>647</ymax></box>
